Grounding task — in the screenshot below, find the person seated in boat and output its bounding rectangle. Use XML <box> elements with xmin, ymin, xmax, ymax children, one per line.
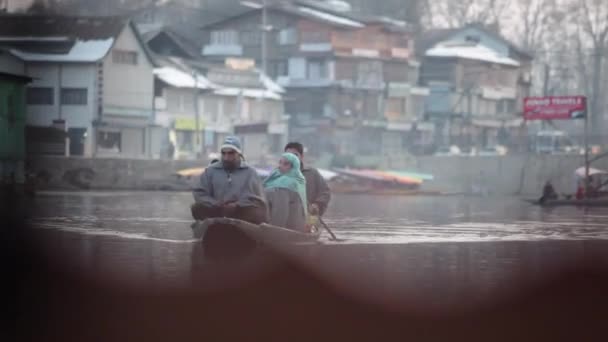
<box><xmin>284</xmin><ymin>142</ymin><xmax>331</xmax><ymax>216</ymax></box>
<box><xmin>576</xmin><ymin>180</ymin><xmax>586</xmax><ymax>200</ymax></box>
<box><xmin>191</xmin><ymin>136</ymin><xmax>267</xmax><ymax>224</ymax></box>
<box><xmin>263</xmin><ymin>153</ymin><xmax>308</xmax><ymax>232</ymax></box>
<box><xmin>539</xmin><ymin>181</ymin><xmax>558</xmax><ymax>204</ymax></box>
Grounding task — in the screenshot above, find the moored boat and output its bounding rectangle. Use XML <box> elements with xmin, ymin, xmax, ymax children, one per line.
<box><xmin>524</xmin><ymin>198</ymin><xmax>608</xmax><ymax>207</ymax></box>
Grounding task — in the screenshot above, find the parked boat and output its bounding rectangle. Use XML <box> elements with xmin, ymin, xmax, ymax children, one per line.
<box><xmin>525</xmin><ymin>198</ymin><xmax>608</xmax><ymax>207</ymax></box>
<box><xmin>330</xmin><ymin>168</ymin><xmax>437</xmax><ymax>195</ymax></box>
<box><xmin>175</xmin><ymin>166</ymin><xmax>271</xmax><ymax>180</ymax></box>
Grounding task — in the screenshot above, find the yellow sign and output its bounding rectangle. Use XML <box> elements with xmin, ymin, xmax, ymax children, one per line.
<box><xmin>174</xmin><ymin>117</ymin><xmax>205</xmax><ymax>131</ymax></box>
<box><xmin>225</xmin><ymin>58</ymin><xmax>255</xmax><ymax>70</ymax></box>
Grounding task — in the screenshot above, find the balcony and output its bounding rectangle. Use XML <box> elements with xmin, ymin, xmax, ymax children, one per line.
<box><xmin>410</xmin><ymin>86</ymin><xmax>430</xmax><ymax>96</ymax></box>
<box><xmin>278</xmin><ymin>77</ymin><xmax>333</xmax><ymax>88</ymax></box>
<box><xmin>202</xmin><ymin>44</ymin><xmax>243</xmax><ymax>56</ymax></box>
<box><xmin>390</xmin><ymin>47</ymin><xmax>409</xmax><ymax>59</ymax></box>
<box><xmin>154</xmin><ymin>97</ymin><xmax>166</xmax><ymax>110</ymax></box>
<box><xmin>299</xmin><ymin>43</ymin><xmax>332</xmax><ymax>52</ymax></box>
<box><xmin>480</xmin><ymin>87</ymin><xmax>516</xmax><ymax>100</ymax></box>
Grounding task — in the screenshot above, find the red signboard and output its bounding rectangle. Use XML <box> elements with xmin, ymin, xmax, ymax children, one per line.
<box><xmin>524</xmin><ymin>96</ymin><xmax>587</xmax><ymax>120</ymax></box>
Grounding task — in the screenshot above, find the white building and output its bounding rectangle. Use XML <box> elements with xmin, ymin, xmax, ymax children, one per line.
<box><xmin>0</xmin><ymin>15</ymin><xmax>159</xmax><ymax>158</ymax></box>
<box><xmin>153</xmin><ymin>56</ymin><xmax>288</xmax><ymax>163</ymax></box>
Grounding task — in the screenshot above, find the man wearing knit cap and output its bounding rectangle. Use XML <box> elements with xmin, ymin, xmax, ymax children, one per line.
<box><xmin>191</xmin><ymin>136</ymin><xmax>267</xmax><ymax>224</ymax></box>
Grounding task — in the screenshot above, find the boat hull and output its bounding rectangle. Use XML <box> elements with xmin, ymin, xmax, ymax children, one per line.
<box><xmin>193</xmin><ymin>217</ymin><xmax>321</xmax><ymax>244</ymax></box>
<box><xmin>525</xmin><ymin>198</ymin><xmax>608</xmax><ymax>207</ymax></box>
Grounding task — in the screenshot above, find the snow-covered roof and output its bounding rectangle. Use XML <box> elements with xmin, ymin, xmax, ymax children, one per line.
<box><xmin>214</xmin><ymin>87</ymin><xmax>282</xmax><ymax>100</ymax></box>
<box><xmin>9</xmin><ymin>38</ymin><xmax>114</xmax><ymax>62</ymax></box>
<box><xmin>425</xmin><ymin>42</ymin><xmax>520</xmax><ymax>67</ymax></box>
<box><xmin>259</xmin><ymin>72</ymin><xmax>285</xmax><ymax>94</ymax></box>
<box><xmin>297</xmin><ymin>6</ymin><xmax>364</xmax><ymax>28</ymax></box>
<box><xmin>154</xmin><ymin>66</ymin><xmax>216</xmax><ymax>89</ymax></box>
<box><xmin>0</xmin><ymin>36</ymin><xmax>71</xmax><ymax>42</ymax></box>
<box><xmin>376</xmin><ymin>16</ymin><xmax>407</xmax><ymax>27</ymax></box>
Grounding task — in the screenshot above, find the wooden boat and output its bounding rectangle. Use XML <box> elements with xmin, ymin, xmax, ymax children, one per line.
<box><xmin>192</xmin><ymin>217</ymin><xmax>322</xmax><ymax>245</ymax></box>
<box><xmin>524</xmin><ymin>198</ymin><xmax>608</xmax><ymax>207</ymax></box>
<box><xmin>330</xmin><ymin>184</ymin><xmax>441</xmax><ymax>196</ymax></box>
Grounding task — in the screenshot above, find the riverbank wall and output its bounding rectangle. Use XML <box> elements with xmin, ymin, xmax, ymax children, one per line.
<box><xmin>27</xmin><ymin>154</ymin><xmax>608</xmax><ymax>195</ymax></box>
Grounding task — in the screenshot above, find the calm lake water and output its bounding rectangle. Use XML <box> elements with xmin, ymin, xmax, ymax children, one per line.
<box><xmin>25</xmin><ymin>191</ymin><xmax>608</xmax><ymax>310</ymax></box>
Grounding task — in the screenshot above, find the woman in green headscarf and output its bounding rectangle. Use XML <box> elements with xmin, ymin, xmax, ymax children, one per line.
<box><xmin>263</xmin><ymin>152</ymin><xmax>308</xmax><ymax>232</ymax></box>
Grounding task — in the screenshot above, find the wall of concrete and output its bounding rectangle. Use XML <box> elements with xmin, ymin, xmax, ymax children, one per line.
<box><xmin>28</xmin><ymin>156</ymin><xmax>201</xmax><ymax>191</ymax></box>
<box><xmin>28</xmin><ymin>154</ymin><xmax>608</xmax><ymax>195</ymax></box>
<box><xmin>413</xmin><ymin>154</ymin><xmax>608</xmax><ymax>195</ymax></box>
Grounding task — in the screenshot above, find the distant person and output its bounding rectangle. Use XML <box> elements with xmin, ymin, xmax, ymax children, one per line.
<box><xmin>191</xmin><ymin>136</ymin><xmax>267</xmax><ymax>224</ymax></box>
<box><xmin>167</xmin><ymin>141</ymin><xmax>175</xmax><ymax>160</ymax></box>
<box><xmin>284</xmin><ymin>142</ymin><xmax>331</xmax><ymax>216</ymax></box>
<box><xmin>539</xmin><ymin>181</ymin><xmax>558</xmax><ymax>204</ymax></box>
<box><xmin>576</xmin><ymin>181</ymin><xmax>585</xmax><ymax>200</ymax></box>
<box><xmin>263</xmin><ymin>153</ymin><xmax>307</xmax><ymax>232</ymax></box>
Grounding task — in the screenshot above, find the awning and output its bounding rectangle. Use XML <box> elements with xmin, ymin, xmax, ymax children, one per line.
<box><xmin>472</xmin><ymin>118</ymin><xmax>523</xmax><ymax>128</ymax></box>
<box><xmin>175</xmin><ymin>167</ymin><xmax>270</xmax><ymax>178</ymax></box>
<box><xmin>317</xmin><ymin>168</ymin><xmax>338</xmax><ymax>181</ymax></box>
<box><xmin>386</xmin><ymin>122</ymin><xmax>413</xmax><ymax>131</ymax></box>
<box><xmin>575</xmin><ymin>167</ymin><xmax>608</xmax><ymax>177</ymax></box>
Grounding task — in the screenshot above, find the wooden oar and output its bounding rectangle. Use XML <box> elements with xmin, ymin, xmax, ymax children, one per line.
<box><xmin>318</xmin><ymin>217</ymin><xmax>341</xmax><ymax>241</ymax></box>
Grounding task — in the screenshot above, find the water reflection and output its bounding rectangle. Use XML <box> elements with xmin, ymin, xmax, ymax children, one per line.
<box><xmin>26</xmin><ymin>191</ymin><xmax>608</xmax><ymax>308</ymax></box>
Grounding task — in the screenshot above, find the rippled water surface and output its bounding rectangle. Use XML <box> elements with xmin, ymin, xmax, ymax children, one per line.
<box><xmin>25</xmin><ymin>191</ymin><xmax>608</xmax><ymax>307</ymax></box>
<box><xmin>29</xmin><ymin>191</ymin><xmax>608</xmax><ymax>243</ymax></box>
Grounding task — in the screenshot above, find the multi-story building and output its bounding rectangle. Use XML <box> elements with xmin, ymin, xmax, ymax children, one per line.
<box><xmin>418</xmin><ymin>23</ymin><xmax>533</xmax><ymax>152</ymax></box>
<box><xmin>200</xmin><ymin>0</ymin><xmax>429</xmax><ymax>162</ymax></box>
<box><xmin>151</xmin><ymin>50</ymin><xmax>287</xmax><ymax>162</ymax></box>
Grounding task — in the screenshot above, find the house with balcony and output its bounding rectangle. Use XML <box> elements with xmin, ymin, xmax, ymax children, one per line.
<box><xmin>200</xmin><ymin>0</ymin><xmax>429</xmax><ymax>163</ymax></box>
<box><xmin>417</xmin><ymin>24</ymin><xmax>533</xmax><ymax>152</ymax></box>
<box><xmin>152</xmin><ymin>53</ymin><xmax>287</xmax><ymax>163</ymax></box>
<box><xmin>0</xmin><ymin>15</ymin><xmax>158</xmax><ymax>159</ymax></box>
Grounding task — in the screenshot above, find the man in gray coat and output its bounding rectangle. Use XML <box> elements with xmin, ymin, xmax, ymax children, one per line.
<box><xmin>284</xmin><ymin>142</ymin><xmax>331</xmax><ymax>216</ymax></box>
<box><xmin>191</xmin><ymin>136</ymin><xmax>267</xmax><ymax>224</ymax></box>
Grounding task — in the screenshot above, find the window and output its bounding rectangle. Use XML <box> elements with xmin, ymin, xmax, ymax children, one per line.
<box><xmin>176</xmin><ymin>131</ymin><xmax>193</xmax><ymax>152</ymax></box>
<box><xmin>274</xmin><ymin>60</ymin><xmax>288</xmax><ymax>77</ymax></box>
<box><xmin>386</xmin><ymin>98</ymin><xmax>406</xmax><ymax>118</ymax></box>
<box><xmin>278</xmin><ymin>27</ymin><xmax>297</xmax><ymax>45</ymax></box>
<box><xmin>337</xmin><ymin>30</ymin><xmax>355</xmax><ymax>44</ymax></box>
<box><xmin>496</xmin><ymin>99</ymin><xmax>516</xmax><ymax>114</ymax></box>
<box><xmin>7</xmin><ymin>94</ymin><xmax>15</xmax><ymax>125</ymax></box>
<box><xmin>112</xmin><ymin>50</ymin><xmax>138</xmax><ymax>65</ymax></box>
<box><xmin>210</xmin><ymin>30</ymin><xmax>239</xmax><ymax>44</ymax></box>
<box><xmin>61</xmin><ymin>88</ymin><xmax>88</xmax><ymax>105</ymax></box>
<box><xmin>241</xmin><ymin>31</ymin><xmax>261</xmax><ymax>46</ymax></box>
<box><xmin>465</xmin><ymin>35</ymin><xmax>480</xmax><ymax>43</ymax></box>
<box><xmin>308</xmin><ymin>59</ymin><xmax>328</xmax><ymax>80</ymax></box>
<box><xmin>178</xmin><ymin>94</ymin><xmax>185</xmax><ymax>112</ymax></box>
<box><xmin>395</xmin><ymin>36</ymin><xmax>409</xmax><ymax>48</ymax></box>
<box><xmin>97</xmin><ymin>131</ymin><xmax>121</xmax><ymax>153</ymax></box>
<box><xmin>300</xmin><ymin>30</ymin><xmax>329</xmax><ymax>43</ymax></box>
<box><xmin>26</xmin><ymin>87</ymin><xmax>54</xmax><ymax>105</ymax></box>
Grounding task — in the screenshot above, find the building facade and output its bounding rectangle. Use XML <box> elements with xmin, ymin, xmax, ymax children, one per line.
<box><xmin>0</xmin><ymin>15</ymin><xmax>159</xmax><ymax>159</ymax></box>
<box><xmin>418</xmin><ymin>24</ymin><xmax>533</xmax><ymax>153</ymax></box>
<box><xmin>153</xmin><ymin>55</ymin><xmax>287</xmax><ymax>163</ymax></box>
<box><xmin>200</xmin><ymin>0</ymin><xmax>429</xmax><ymax>163</ymax></box>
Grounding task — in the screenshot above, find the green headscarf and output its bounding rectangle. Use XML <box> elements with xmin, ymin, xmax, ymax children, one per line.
<box><xmin>264</xmin><ymin>152</ymin><xmax>308</xmax><ymax>216</ymax></box>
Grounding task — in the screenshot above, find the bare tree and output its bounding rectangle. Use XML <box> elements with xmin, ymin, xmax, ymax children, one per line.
<box><xmin>571</xmin><ymin>0</ymin><xmax>608</xmax><ymax>136</ymax></box>
<box><xmin>424</xmin><ymin>0</ymin><xmax>507</xmax><ymax>29</ymax></box>
<box><xmin>517</xmin><ymin>0</ymin><xmax>556</xmax><ymax>51</ymax></box>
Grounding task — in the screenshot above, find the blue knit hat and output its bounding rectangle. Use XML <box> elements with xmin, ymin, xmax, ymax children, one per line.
<box><xmin>221</xmin><ymin>136</ymin><xmax>242</xmax><ymax>155</ymax></box>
